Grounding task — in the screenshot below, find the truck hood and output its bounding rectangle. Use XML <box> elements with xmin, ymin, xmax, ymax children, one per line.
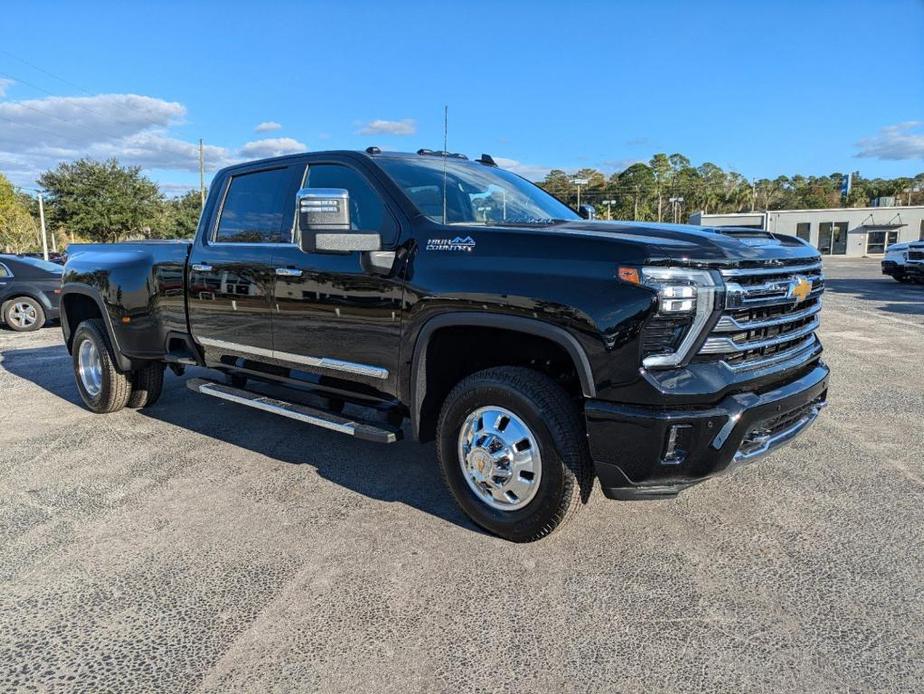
<box><xmin>483</xmin><ymin>220</ymin><xmax>821</xmax><ymax>266</ymax></box>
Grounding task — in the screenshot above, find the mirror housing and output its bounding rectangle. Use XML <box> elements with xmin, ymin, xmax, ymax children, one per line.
<box><xmin>297</xmin><ymin>187</ymin><xmax>351</xmax><ymax>231</ymax></box>
<box><xmin>578</xmin><ymin>204</ymin><xmax>596</xmax><ymax>220</ymax></box>
<box><xmin>296</xmin><ymin>187</ymin><xmax>381</xmax><ymax>253</ymax></box>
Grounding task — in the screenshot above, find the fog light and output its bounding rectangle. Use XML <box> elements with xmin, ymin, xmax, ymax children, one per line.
<box><xmin>661</xmin><ymin>424</ymin><xmax>692</xmax><ymax>465</ymax></box>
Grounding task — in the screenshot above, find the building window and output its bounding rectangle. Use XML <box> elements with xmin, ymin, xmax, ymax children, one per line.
<box><xmin>795</xmin><ymin>222</ymin><xmax>811</xmax><ymax>242</ymax></box>
<box><xmin>866</xmin><ymin>230</ymin><xmax>899</xmax><ymax>255</ymax></box>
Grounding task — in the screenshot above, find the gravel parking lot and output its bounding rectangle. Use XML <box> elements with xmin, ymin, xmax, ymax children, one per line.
<box><xmin>1</xmin><ymin>256</ymin><xmax>922</xmax><ymax>693</ymax></box>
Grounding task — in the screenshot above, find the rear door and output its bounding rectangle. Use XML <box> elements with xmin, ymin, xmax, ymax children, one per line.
<box><xmin>270</xmin><ymin>159</ymin><xmax>405</xmax><ymax>396</ymax></box>
<box><xmin>187</xmin><ymin>162</ymin><xmax>304</xmax><ymax>367</ymax></box>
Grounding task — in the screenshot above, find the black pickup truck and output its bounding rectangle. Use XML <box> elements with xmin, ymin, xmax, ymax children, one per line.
<box><xmin>61</xmin><ymin>149</ymin><xmax>829</xmax><ymax>541</ymax></box>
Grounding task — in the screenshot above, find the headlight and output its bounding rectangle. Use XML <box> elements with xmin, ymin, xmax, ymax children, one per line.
<box><xmin>629</xmin><ymin>267</ymin><xmax>720</xmax><ymax>368</ymax></box>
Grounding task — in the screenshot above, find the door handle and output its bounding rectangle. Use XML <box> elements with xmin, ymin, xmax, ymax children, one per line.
<box><xmin>191</xmin><ymin>263</ymin><xmax>213</xmax><ymax>272</ymax></box>
<box><xmin>275</xmin><ymin>267</ymin><xmax>303</xmax><ymax>277</ymax></box>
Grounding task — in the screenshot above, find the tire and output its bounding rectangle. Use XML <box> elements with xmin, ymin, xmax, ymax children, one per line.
<box><xmin>71</xmin><ymin>318</ymin><xmax>132</xmax><ymax>413</ymax></box>
<box><xmin>3</xmin><ymin>296</ymin><xmax>45</xmax><ymax>332</ymax></box>
<box><xmin>436</xmin><ymin>367</ymin><xmax>593</xmax><ymax>542</ymax></box>
<box><xmin>127</xmin><ymin>362</ymin><xmax>165</xmax><ymax>409</ymax></box>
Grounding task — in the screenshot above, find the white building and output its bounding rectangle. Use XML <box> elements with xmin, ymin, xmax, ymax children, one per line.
<box><xmin>689</xmin><ymin>205</ymin><xmax>924</xmax><ymax>257</ymax></box>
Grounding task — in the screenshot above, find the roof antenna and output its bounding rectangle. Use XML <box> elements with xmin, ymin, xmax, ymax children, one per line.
<box><xmin>442</xmin><ymin>105</ymin><xmax>448</xmax><ymax>225</ymax></box>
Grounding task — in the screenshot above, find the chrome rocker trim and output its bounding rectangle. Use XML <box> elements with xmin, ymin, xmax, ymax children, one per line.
<box><xmin>196</xmin><ymin>337</ymin><xmax>389</xmax><ymax>379</ymax></box>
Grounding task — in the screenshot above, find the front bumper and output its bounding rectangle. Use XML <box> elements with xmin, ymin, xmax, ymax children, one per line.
<box><xmin>881</xmin><ymin>261</ymin><xmax>904</xmax><ymax>277</ymax></box>
<box><xmin>586</xmin><ymin>363</ymin><xmax>829</xmax><ymax>500</ymax></box>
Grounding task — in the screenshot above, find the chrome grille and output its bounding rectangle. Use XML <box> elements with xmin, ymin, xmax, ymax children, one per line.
<box><xmin>698</xmin><ymin>260</ymin><xmax>824</xmax><ymax>371</ymax></box>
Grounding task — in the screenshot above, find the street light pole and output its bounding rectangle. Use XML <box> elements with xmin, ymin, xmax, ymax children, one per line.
<box><xmin>38</xmin><ymin>194</ymin><xmax>49</xmax><ymax>261</ymax></box>
<box><xmin>669</xmin><ymin>196</ymin><xmax>684</xmax><ymax>224</ymax></box>
<box><xmin>572</xmin><ymin>177</ymin><xmax>589</xmax><ymax>210</ymax></box>
<box><xmin>199</xmin><ymin>138</ymin><xmax>205</xmax><ymax>210</ymax></box>
<box><xmin>602</xmin><ymin>199</ymin><xmax>617</xmax><ymax>220</ymax></box>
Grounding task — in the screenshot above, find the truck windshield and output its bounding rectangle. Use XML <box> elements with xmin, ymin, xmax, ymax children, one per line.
<box><xmin>376</xmin><ymin>157</ymin><xmax>580</xmax><ymax>225</ymax></box>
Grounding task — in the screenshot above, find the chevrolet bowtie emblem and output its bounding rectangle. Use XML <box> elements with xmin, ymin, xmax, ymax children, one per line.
<box><xmin>790</xmin><ymin>276</ymin><xmax>812</xmax><ymax>304</ymax></box>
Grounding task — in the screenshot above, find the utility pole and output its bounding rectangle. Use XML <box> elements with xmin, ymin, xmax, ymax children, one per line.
<box><xmin>199</xmin><ymin>138</ymin><xmax>205</xmax><ymax>210</ymax></box>
<box><xmin>633</xmin><ymin>187</ymin><xmax>639</xmax><ymax>221</ymax></box>
<box><xmin>38</xmin><ymin>193</ymin><xmax>49</xmax><ymax>261</ymax></box>
<box><xmin>602</xmin><ymin>199</ymin><xmax>617</xmax><ymax>220</ymax></box>
<box><xmin>750</xmin><ymin>179</ymin><xmax>756</xmax><ymax>212</ymax></box>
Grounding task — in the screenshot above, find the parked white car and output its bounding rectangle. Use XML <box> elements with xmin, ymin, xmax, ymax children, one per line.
<box><xmin>881</xmin><ymin>242</ymin><xmax>911</xmax><ymax>283</ymax></box>
<box><xmin>904</xmin><ymin>240</ymin><xmax>924</xmax><ymax>283</ymax></box>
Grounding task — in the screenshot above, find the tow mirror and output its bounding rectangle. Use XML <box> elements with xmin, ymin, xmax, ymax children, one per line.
<box><xmin>578</xmin><ymin>204</ymin><xmax>596</xmax><ymax>220</ymax></box>
<box><xmin>296</xmin><ymin>187</ymin><xmax>381</xmax><ymax>253</ymax></box>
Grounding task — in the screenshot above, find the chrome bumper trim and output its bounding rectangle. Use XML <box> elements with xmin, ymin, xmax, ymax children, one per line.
<box><xmin>732</xmin><ymin>401</ymin><xmax>827</xmax><ymax>465</ymax></box>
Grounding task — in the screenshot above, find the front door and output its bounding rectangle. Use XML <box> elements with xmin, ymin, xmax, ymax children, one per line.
<box><xmin>818</xmin><ymin>222</ymin><xmax>848</xmax><ymax>255</ymax></box>
<box><xmin>187</xmin><ymin>163</ymin><xmax>304</xmax><ymax>366</ymax></box>
<box><xmin>271</xmin><ymin>161</ymin><xmax>405</xmax><ymax>397</ymax></box>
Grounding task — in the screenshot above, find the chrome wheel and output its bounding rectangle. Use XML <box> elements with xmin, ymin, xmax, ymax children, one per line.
<box><xmin>9</xmin><ymin>301</ymin><xmax>37</xmax><ymax>329</ymax></box>
<box><xmin>77</xmin><ymin>339</ymin><xmax>103</xmax><ymax>397</ymax></box>
<box><xmin>457</xmin><ymin>406</ymin><xmax>542</xmax><ymax>511</ymax></box>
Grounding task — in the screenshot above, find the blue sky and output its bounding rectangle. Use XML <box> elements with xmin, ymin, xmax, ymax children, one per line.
<box><xmin>1</xmin><ymin>0</ymin><xmax>922</xmax><ymax>193</ymax></box>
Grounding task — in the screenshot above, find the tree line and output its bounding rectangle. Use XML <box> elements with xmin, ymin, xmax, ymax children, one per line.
<box><xmin>2</xmin><ymin>155</ymin><xmax>923</xmax><ymax>253</ymax></box>
<box><xmin>538</xmin><ymin>153</ymin><xmax>924</xmax><ymax>222</ymax></box>
<box><xmin>0</xmin><ymin>159</ymin><xmax>201</xmax><ymax>253</ymax></box>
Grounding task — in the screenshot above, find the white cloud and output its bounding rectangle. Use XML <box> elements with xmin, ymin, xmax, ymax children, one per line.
<box><xmin>0</xmin><ymin>78</ymin><xmax>14</xmax><ymax>98</ymax></box>
<box><xmin>159</xmin><ymin>182</ymin><xmax>199</xmax><ymax>197</ymax></box>
<box><xmin>358</xmin><ymin>118</ymin><xmax>416</xmax><ymax>136</ymax></box>
<box><xmin>855</xmin><ymin>122</ymin><xmax>924</xmax><ymax>160</ymax></box>
<box><xmin>0</xmin><ymin>93</ymin><xmax>238</xmax><ymax>185</ymax></box>
<box><xmin>239</xmin><ymin>137</ymin><xmax>307</xmax><ymax>158</ymax></box>
<box><xmin>0</xmin><ymin>92</ymin><xmax>308</xmax><ymax>187</ymax></box>
<box><xmin>255</xmin><ymin>120</ymin><xmax>282</xmax><ymax>132</ymax></box>
<box><xmin>493</xmin><ymin>157</ymin><xmax>552</xmax><ymax>181</ymax></box>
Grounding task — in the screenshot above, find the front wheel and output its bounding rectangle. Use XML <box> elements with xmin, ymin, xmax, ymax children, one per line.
<box><xmin>72</xmin><ymin>319</ymin><xmax>132</xmax><ymax>413</ymax></box>
<box><xmin>436</xmin><ymin>367</ymin><xmax>593</xmax><ymax>542</ymax></box>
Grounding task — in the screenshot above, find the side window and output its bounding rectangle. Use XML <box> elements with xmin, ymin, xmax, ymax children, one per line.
<box><xmin>0</xmin><ymin>263</ymin><xmax>10</xmax><ymax>279</ymax></box>
<box><xmin>305</xmin><ymin>164</ymin><xmax>394</xmax><ymax>240</ymax></box>
<box><xmin>215</xmin><ymin>167</ymin><xmax>301</xmax><ymax>243</ymax></box>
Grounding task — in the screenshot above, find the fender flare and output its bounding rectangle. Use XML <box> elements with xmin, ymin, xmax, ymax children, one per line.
<box><xmin>60</xmin><ymin>284</ymin><xmax>133</xmax><ymax>372</ymax></box>
<box><xmin>408</xmin><ymin>312</ymin><xmax>596</xmax><ymax>440</ymax></box>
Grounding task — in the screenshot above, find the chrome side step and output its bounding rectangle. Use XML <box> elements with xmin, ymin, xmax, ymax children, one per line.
<box><xmin>185</xmin><ymin>378</ymin><xmax>402</xmax><ymax>444</ymax></box>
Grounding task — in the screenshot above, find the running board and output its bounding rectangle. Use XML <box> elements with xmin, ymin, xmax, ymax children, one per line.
<box><xmin>185</xmin><ymin>378</ymin><xmax>402</xmax><ymax>444</ymax></box>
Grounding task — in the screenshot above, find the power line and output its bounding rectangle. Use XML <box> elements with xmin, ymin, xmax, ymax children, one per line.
<box><xmin>0</xmin><ymin>48</ymin><xmax>97</xmax><ymax>97</ymax></box>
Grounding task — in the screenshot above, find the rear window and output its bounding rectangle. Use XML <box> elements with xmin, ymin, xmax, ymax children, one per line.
<box><xmin>215</xmin><ymin>167</ymin><xmax>301</xmax><ymax>243</ymax></box>
<box><xmin>7</xmin><ymin>256</ymin><xmax>62</xmax><ymax>274</ymax></box>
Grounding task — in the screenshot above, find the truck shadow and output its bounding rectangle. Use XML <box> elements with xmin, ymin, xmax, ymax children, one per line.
<box><xmin>0</xmin><ymin>344</ymin><xmax>482</xmax><ymax>535</ymax></box>
<box><xmin>822</xmin><ymin>277</ymin><xmax>924</xmax><ymax>317</ymax></box>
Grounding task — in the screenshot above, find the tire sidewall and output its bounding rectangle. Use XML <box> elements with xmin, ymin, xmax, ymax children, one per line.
<box><xmin>4</xmin><ymin>297</ymin><xmax>45</xmax><ymax>332</ymax></box>
<box><xmin>72</xmin><ymin>323</ymin><xmax>117</xmax><ymax>412</ymax></box>
<box><xmin>438</xmin><ymin>380</ymin><xmax>570</xmax><ymax>540</ymax></box>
